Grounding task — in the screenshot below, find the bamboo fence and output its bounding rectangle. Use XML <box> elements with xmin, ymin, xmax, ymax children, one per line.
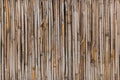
<box><xmin>0</xmin><ymin>0</ymin><xmax>120</xmax><ymax>80</ymax></box>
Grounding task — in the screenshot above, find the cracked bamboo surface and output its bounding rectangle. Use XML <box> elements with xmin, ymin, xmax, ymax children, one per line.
<box><xmin>0</xmin><ymin>0</ymin><xmax>120</xmax><ymax>80</ymax></box>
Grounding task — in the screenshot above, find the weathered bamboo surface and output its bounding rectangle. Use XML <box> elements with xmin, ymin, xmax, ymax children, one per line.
<box><xmin>0</xmin><ymin>0</ymin><xmax>120</xmax><ymax>80</ymax></box>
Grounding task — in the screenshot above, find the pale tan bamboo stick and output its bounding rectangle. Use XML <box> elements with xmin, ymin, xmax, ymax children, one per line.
<box><xmin>59</xmin><ymin>0</ymin><xmax>65</xmax><ymax>79</ymax></box>
<box><xmin>79</xmin><ymin>1</ymin><xmax>85</xmax><ymax>80</ymax></box>
<box><xmin>78</xmin><ymin>1</ymin><xmax>81</xmax><ymax>80</ymax></box>
<box><xmin>66</xmin><ymin>0</ymin><xmax>72</xmax><ymax>80</ymax></box>
<box><xmin>51</xmin><ymin>4</ymin><xmax>54</xmax><ymax>79</ymax></box>
<box><xmin>24</xmin><ymin>0</ymin><xmax>28</xmax><ymax>80</ymax></box>
<box><xmin>98</xmin><ymin>0</ymin><xmax>103</xmax><ymax>80</ymax></box>
<box><xmin>116</xmin><ymin>0</ymin><xmax>120</xmax><ymax>80</ymax></box>
<box><xmin>65</xmin><ymin>0</ymin><xmax>68</xmax><ymax>80</ymax></box>
<box><xmin>91</xmin><ymin>0</ymin><xmax>96</xmax><ymax>80</ymax></box>
<box><xmin>33</xmin><ymin>1</ymin><xmax>38</xmax><ymax>80</ymax></box>
<box><xmin>48</xmin><ymin>1</ymin><xmax>53</xmax><ymax>80</ymax></box>
<box><xmin>10</xmin><ymin>0</ymin><xmax>15</xmax><ymax>80</ymax></box>
<box><xmin>45</xmin><ymin>1</ymin><xmax>49</xmax><ymax>80</ymax></box>
<box><xmin>0</xmin><ymin>1</ymin><xmax>1</xmax><ymax>78</ymax></box>
<box><xmin>5</xmin><ymin>0</ymin><xmax>10</xmax><ymax>79</ymax></box>
<box><xmin>105</xmin><ymin>0</ymin><xmax>110</xmax><ymax>80</ymax></box>
<box><xmin>85</xmin><ymin>0</ymin><xmax>90</xmax><ymax>80</ymax></box>
<box><xmin>0</xmin><ymin>22</ymin><xmax>1</xmax><ymax>80</ymax></box>
<box><xmin>110</xmin><ymin>0</ymin><xmax>114</xmax><ymax>80</ymax></box>
<box><xmin>115</xmin><ymin>1</ymin><xmax>118</xmax><ymax>80</ymax></box>
<box><xmin>72</xmin><ymin>0</ymin><xmax>75</xmax><ymax>79</ymax></box>
<box><xmin>21</xmin><ymin>1</ymin><xmax>25</xmax><ymax>79</ymax></box>
<box><xmin>39</xmin><ymin>1</ymin><xmax>43</xmax><ymax>80</ymax></box>
<box><xmin>36</xmin><ymin>0</ymin><xmax>41</xmax><ymax>80</ymax></box>
<box><xmin>41</xmin><ymin>1</ymin><xmax>48</xmax><ymax>79</ymax></box>
<box><xmin>1</xmin><ymin>0</ymin><xmax>4</xmax><ymax>79</ymax></box>
<box><xmin>17</xmin><ymin>0</ymin><xmax>22</xmax><ymax>80</ymax></box>
<box><xmin>52</xmin><ymin>0</ymin><xmax>58</xmax><ymax>80</ymax></box>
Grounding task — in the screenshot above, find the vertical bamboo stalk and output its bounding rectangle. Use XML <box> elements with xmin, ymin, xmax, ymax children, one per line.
<box><xmin>0</xmin><ymin>0</ymin><xmax>2</xmax><ymax>79</ymax></box>
<box><xmin>17</xmin><ymin>0</ymin><xmax>22</xmax><ymax>80</ymax></box>
<box><xmin>116</xmin><ymin>0</ymin><xmax>120</xmax><ymax>80</ymax></box>
<box><xmin>99</xmin><ymin>0</ymin><xmax>104</xmax><ymax>79</ymax></box>
<box><xmin>21</xmin><ymin>1</ymin><xmax>25</xmax><ymax>79</ymax></box>
<box><xmin>24</xmin><ymin>0</ymin><xmax>28</xmax><ymax>79</ymax></box>
<box><xmin>5</xmin><ymin>0</ymin><xmax>10</xmax><ymax>79</ymax></box>
<box><xmin>1</xmin><ymin>0</ymin><xmax>4</xmax><ymax>79</ymax></box>
<box><xmin>53</xmin><ymin>0</ymin><xmax>58</xmax><ymax>80</ymax></box>
<box><xmin>48</xmin><ymin>1</ymin><xmax>53</xmax><ymax>80</ymax></box>
<box><xmin>66</xmin><ymin>0</ymin><xmax>72</xmax><ymax>80</ymax></box>
<box><xmin>37</xmin><ymin>0</ymin><xmax>41</xmax><ymax>80</ymax></box>
<box><xmin>60</xmin><ymin>0</ymin><xmax>65</xmax><ymax>79</ymax></box>
<box><xmin>0</xmin><ymin>22</ymin><xmax>1</xmax><ymax>80</ymax></box>
<box><xmin>72</xmin><ymin>0</ymin><xmax>75</xmax><ymax>79</ymax></box>
<box><xmin>105</xmin><ymin>0</ymin><xmax>110</xmax><ymax>80</ymax></box>
<box><xmin>79</xmin><ymin>1</ymin><xmax>85</xmax><ymax>80</ymax></box>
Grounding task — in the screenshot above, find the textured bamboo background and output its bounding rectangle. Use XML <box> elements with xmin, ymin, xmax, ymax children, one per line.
<box><xmin>0</xmin><ymin>0</ymin><xmax>120</xmax><ymax>80</ymax></box>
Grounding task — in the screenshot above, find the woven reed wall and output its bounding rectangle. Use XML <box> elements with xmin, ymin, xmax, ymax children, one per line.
<box><xmin>0</xmin><ymin>0</ymin><xmax>120</xmax><ymax>80</ymax></box>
